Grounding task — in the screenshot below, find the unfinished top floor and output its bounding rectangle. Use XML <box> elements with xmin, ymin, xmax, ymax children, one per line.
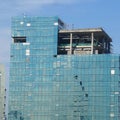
<box><xmin>58</xmin><ymin>28</ymin><xmax>112</xmax><ymax>55</ymax></box>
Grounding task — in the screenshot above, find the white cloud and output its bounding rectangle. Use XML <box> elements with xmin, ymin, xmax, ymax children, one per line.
<box><xmin>15</xmin><ymin>0</ymin><xmax>95</xmax><ymax>10</ymax></box>
<box><xmin>0</xmin><ymin>0</ymin><xmax>96</xmax><ymax>13</ymax></box>
<box><xmin>18</xmin><ymin>0</ymin><xmax>78</xmax><ymax>5</ymax></box>
<box><xmin>15</xmin><ymin>0</ymin><xmax>76</xmax><ymax>11</ymax></box>
<box><xmin>20</xmin><ymin>0</ymin><xmax>95</xmax><ymax>4</ymax></box>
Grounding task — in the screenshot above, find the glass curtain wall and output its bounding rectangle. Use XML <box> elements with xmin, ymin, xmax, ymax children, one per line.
<box><xmin>8</xmin><ymin>16</ymin><xmax>120</xmax><ymax>120</ymax></box>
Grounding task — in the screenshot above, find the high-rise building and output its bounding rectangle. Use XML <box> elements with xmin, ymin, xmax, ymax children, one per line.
<box><xmin>0</xmin><ymin>64</ymin><xmax>6</xmax><ymax>120</ymax></box>
<box><xmin>8</xmin><ymin>16</ymin><xmax>120</xmax><ymax>120</ymax></box>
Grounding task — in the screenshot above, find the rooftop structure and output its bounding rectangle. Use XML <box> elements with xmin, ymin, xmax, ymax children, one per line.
<box><xmin>58</xmin><ymin>28</ymin><xmax>112</xmax><ymax>55</ymax></box>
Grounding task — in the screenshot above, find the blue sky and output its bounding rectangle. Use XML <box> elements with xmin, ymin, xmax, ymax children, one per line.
<box><xmin>0</xmin><ymin>0</ymin><xmax>120</xmax><ymax>65</ymax></box>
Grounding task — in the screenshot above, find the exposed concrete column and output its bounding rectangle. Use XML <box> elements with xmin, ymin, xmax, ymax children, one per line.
<box><xmin>107</xmin><ymin>41</ymin><xmax>110</xmax><ymax>53</ymax></box>
<box><xmin>70</xmin><ymin>33</ymin><xmax>73</xmax><ymax>54</ymax></box>
<box><xmin>106</xmin><ymin>41</ymin><xmax>108</xmax><ymax>53</ymax></box>
<box><xmin>108</xmin><ymin>42</ymin><xmax>110</xmax><ymax>53</ymax></box>
<box><xmin>91</xmin><ymin>32</ymin><xmax>94</xmax><ymax>54</ymax></box>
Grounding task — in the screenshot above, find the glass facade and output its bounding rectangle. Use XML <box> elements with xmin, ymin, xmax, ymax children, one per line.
<box><xmin>8</xmin><ymin>16</ymin><xmax>120</xmax><ymax>120</ymax></box>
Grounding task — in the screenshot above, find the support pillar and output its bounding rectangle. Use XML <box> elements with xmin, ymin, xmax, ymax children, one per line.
<box><xmin>91</xmin><ymin>33</ymin><xmax>94</xmax><ymax>54</ymax></box>
<box><xmin>70</xmin><ymin>33</ymin><xmax>73</xmax><ymax>55</ymax></box>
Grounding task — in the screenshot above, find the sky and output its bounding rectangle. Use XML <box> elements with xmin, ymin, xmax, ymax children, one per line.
<box><xmin>0</xmin><ymin>0</ymin><xmax>120</xmax><ymax>68</ymax></box>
